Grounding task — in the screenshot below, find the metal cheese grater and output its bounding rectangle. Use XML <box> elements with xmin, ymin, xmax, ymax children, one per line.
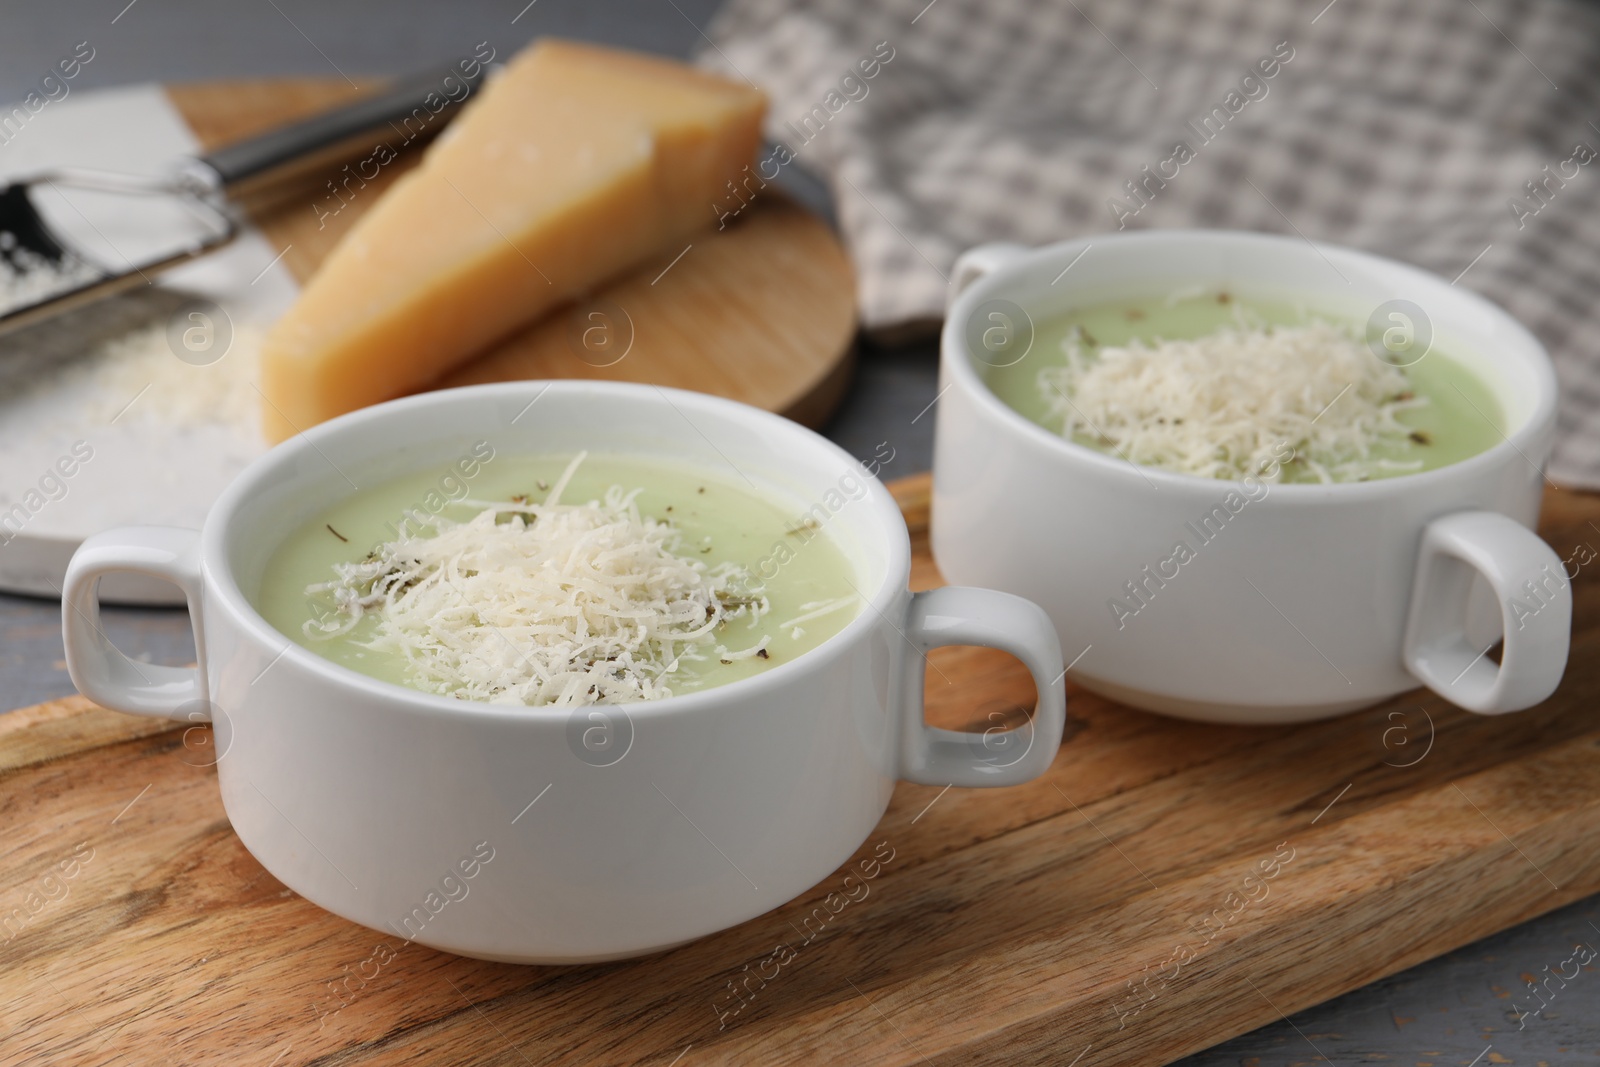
<box><xmin>0</xmin><ymin>58</ymin><xmax>488</xmax><ymax>337</ymax></box>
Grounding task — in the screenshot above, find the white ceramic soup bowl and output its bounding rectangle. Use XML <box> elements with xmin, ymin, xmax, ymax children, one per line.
<box><xmin>932</xmin><ymin>231</ymin><xmax>1570</xmax><ymax>725</ymax></box>
<box><xmin>62</xmin><ymin>381</ymin><xmax>1065</xmax><ymax>963</ymax></box>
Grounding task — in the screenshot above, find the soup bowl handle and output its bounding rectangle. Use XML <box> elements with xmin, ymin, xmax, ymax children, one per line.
<box><xmin>898</xmin><ymin>586</ymin><xmax>1067</xmax><ymax>787</ymax></box>
<box><xmin>948</xmin><ymin>242</ymin><xmax>1030</xmax><ymax>305</ymax></box>
<box><xmin>1403</xmin><ymin>510</ymin><xmax>1571</xmax><ymax>714</ymax></box>
<box><xmin>62</xmin><ymin>526</ymin><xmax>208</xmax><ymax>721</ymax></box>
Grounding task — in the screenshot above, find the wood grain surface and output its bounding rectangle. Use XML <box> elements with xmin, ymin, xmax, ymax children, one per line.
<box><xmin>3</xmin><ymin>475</ymin><xmax>1597</xmax><ymax>1067</ymax></box>
<box><xmin>163</xmin><ymin>80</ymin><xmax>858</xmax><ymax>429</ymax></box>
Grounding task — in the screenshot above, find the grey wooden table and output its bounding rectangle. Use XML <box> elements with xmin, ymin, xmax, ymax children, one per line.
<box><xmin>1</xmin><ymin>2</ymin><xmax>1594</xmax><ymax>1062</ymax></box>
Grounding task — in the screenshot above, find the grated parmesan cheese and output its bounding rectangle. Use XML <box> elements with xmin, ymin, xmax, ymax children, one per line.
<box><xmin>303</xmin><ymin>453</ymin><xmax>768</xmax><ymax>707</ymax></box>
<box><xmin>716</xmin><ymin>635</ymin><xmax>770</xmax><ymax>663</ymax></box>
<box><xmin>778</xmin><ymin>596</ymin><xmax>859</xmax><ymax>630</ymax></box>
<box><xmin>0</xmin><ymin>237</ymin><xmax>101</xmax><ymax>319</ymax></box>
<box><xmin>1037</xmin><ymin>320</ymin><xmax>1427</xmax><ymax>482</ymax></box>
<box><xmin>92</xmin><ymin>319</ymin><xmax>263</xmax><ymax>430</ymax></box>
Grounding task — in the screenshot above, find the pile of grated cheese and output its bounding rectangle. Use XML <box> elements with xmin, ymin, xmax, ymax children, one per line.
<box><xmin>0</xmin><ymin>237</ymin><xmax>101</xmax><ymax>319</ymax></box>
<box><xmin>303</xmin><ymin>453</ymin><xmax>769</xmax><ymax>707</ymax></box>
<box><xmin>93</xmin><ymin>320</ymin><xmax>263</xmax><ymax>430</ymax></box>
<box><xmin>1037</xmin><ymin>320</ymin><xmax>1428</xmax><ymax>482</ymax></box>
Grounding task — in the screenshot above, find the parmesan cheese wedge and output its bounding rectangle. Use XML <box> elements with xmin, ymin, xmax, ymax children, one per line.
<box><xmin>259</xmin><ymin>40</ymin><xmax>766</xmax><ymax>442</ymax></box>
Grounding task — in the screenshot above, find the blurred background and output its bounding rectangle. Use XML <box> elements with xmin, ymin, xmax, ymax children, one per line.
<box><xmin>0</xmin><ymin>2</ymin><xmax>1595</xmax><ymax>1063</ymax></box>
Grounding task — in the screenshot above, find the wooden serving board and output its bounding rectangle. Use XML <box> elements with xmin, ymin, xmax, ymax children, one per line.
<box><xmin>3</xmin><ymin>476</ymin><xmax>1598</xmax><ymax>1066</ymax></box>
<box><xmin>166</xmin><ymin>80</ymin><xmax>858</xmax><ymax>428</ymax></box>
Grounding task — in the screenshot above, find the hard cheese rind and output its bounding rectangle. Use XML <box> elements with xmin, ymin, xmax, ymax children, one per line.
<box><xmin>259</xmin><ymin>40</ymin><xmax>766</xmax><ymax>442</ymax></box>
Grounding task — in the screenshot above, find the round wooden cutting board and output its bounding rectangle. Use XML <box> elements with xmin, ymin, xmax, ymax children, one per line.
<box><xmin>167</xmin><ymin>79</ymin><xmax>858</xmax><ymax>428</ymax></box>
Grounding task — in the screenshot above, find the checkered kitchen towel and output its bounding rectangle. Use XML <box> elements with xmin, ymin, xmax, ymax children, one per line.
<box><xmin>698</xmin><ymin>0</ymin><xmax>1600</xmax><ymax>488</ymax></box>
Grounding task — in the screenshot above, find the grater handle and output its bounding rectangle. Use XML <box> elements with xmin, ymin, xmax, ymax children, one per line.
<box><xmin>194</xmin><ymin>54</ymin><xmax>494</xmax><ymax>207</ymax></box>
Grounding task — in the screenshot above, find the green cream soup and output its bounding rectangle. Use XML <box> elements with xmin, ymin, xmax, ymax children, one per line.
<box><xmin>254</xmin><ymin>453</ymin><xmax>863</xmax><ymax>705</ymax></box>
<box><xmin>983</xmin><ymin>292</ymin><xmax>1505</xmax><ymax>483</ymax></box>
